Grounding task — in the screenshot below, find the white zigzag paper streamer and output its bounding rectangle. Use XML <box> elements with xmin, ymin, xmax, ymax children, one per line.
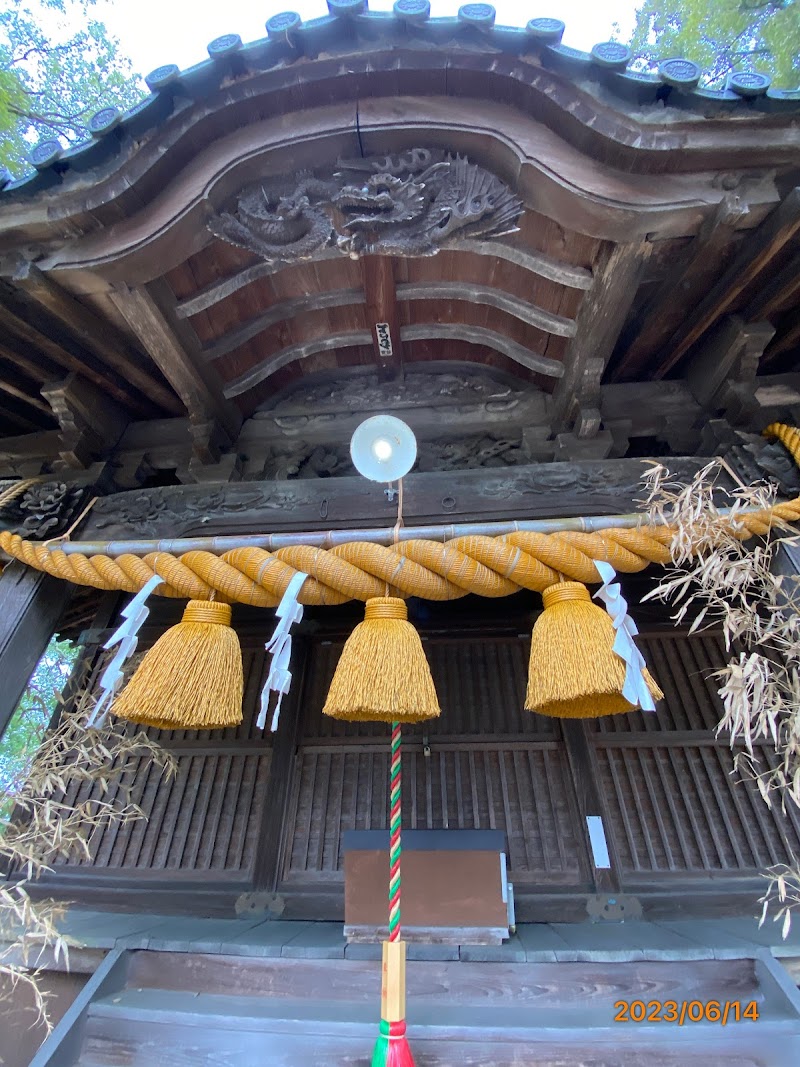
<box><xmin>258</xmin><ymin>570</ymin><xmax>308</xmax><ymax>732</ymax></box>
<box><xmin>87</xmin><ymin>573</ymin><xmax>163</xmax><ymax>727</ymax></box>
<box><xmin>592</xmin><ymin>560</ymin><xmax>655</xmax><ymax>712</ymax></box>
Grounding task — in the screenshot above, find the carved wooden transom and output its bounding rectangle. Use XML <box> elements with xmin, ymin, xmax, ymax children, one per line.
<box><xmin>208</xmin><ymin>149</ymin><xmax>523</xmax><ymax>264</ymax></box>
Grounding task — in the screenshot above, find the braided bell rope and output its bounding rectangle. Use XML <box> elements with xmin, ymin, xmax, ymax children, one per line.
<box><xmin>389</xmin><ymin>722</ymin><xmax>403</xmax><ymax>943</ymax></box>
<box><xmin>0</xmin><ymin>423</ymin><xmax>798</xmax><ymax>605</ymax></box>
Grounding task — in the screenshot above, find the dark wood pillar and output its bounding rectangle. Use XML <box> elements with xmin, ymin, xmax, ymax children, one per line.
<box><xmin>252</xmin><ymin>636</ymin><xmax>311</xmax><ymax>892</ymax></box>
<box><xmin>561</xmin><ymin>720</ymin><xmax>623</xmax><ymax>896</ymax></box>
<box><xmin>0</xmin><ymin>562</ymin><xmax>72</xmax><ymax>737</ymax></box>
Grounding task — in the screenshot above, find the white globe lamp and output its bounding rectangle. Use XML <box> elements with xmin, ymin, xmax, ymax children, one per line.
<box><xmin>350</xmin><ymin>415</ymin><xmax>417</xmax><ymax>482</ymax></box>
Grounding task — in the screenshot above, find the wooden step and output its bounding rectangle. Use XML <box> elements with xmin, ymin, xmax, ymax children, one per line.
<box><xmin>88</xmin><ymin>984</ymin><xmax>800</xmax><ymax>1032</ymax></box>
<box><xmin>76</xmin><ymin>952</ymin><xmax>800</xmax><ymax>1067</ymax></box>
<box><xmin>30</xmin><ymin>948</ymin><xmax>799</xmax><ymax>1067</ymax></box>
<box><xmin>125</xmin><ymin>951</ymin><xmax>765</xmax><ymax>1010</ymax></box>
<box><xmin>78</xmin><ymin>1003</ymin><xmax>800</xmax><ymax>1067</ymax></box>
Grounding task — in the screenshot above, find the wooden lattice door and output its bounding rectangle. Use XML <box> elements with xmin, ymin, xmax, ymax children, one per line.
<box><xmin>584</xmin><ymin>631</ymin><xmax>800</xmax><ymax>890</ymax></box>
<box><xmin>279</xmin><ymin>634</ymin><xmax>593</xmax><ymax>905</ymax></box>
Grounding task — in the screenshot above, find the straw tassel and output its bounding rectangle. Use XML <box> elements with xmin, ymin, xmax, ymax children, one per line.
<box><xmin>112</xmin><ymin>600</ymin><xmax>243</xmax><ymax>730</ymax></box>
<box><xmin>525</xmin><ymin>582</ymin><xmax>662</xmax><ymax>719</ymax></box>
<box><xmin>323</xmin><ymin>598</ymin><xmax>440</xmax><ymax>724</ymax></box>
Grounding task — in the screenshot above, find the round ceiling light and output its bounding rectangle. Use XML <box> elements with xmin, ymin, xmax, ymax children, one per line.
<box><xmin>350</xmin><ymin>415</ymin><xmax>417</xmax><ymax>482</ymax></box>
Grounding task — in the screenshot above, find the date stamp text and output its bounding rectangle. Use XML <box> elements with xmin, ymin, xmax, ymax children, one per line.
<box><xmin>614</xmin><ymin>1000</ymin><xmax>760</xmax><ymax>1025</ymax></box>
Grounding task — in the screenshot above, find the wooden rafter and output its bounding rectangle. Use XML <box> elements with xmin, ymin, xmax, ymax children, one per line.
<box><xmin>744</xmin><ymin>248</ymin><xmax>800</xmax><ymax>322</ymax></box>
<box><xmin>0</xmin><ymin>290</ymin><xmax>153</xmax><ymax>419</ymax></box>
<box><xmin>13</xmin><ymin>263</ymin><xmax>183</xmax><ymax>416</ymax></box>
<box><xmin>0</xmin><ymin>339</ymin><xmax>60</xmax><ymax>384</ymax></box>
<box><xmin>761</xmin><ymin>306</ymin><xmax>800</xmax><ymax>369</ymax></box>
<box><xmin>0</xmin><ymin>397</ymin><xmax>44</xmax><ymax>434</ymax></box>
<box><xmin>0</xmin><ymin>364</ymin><xmax>53</xmax><ymax>418</ymax></box>
<box><xmin>612</xmin><ymin>195</ymin><xmax>749</xmax><ymax>381</ymax></box>
<box><xmin>650</xmin><ymin>187</ymin><xmax>800</xmax><ymax>381</ymax></box>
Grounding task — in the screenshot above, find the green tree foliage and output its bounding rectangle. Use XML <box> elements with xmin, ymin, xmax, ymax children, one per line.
<box><xmin>0</xmin><ymin>0</ymin><xmax>144</xmax><ymax>178</ymax></box>
<box><xmin>629</xmin><ymin>0</ymin><xmax>800</xmax><ymax>88</ymax></box>
<box><xmin>0</xmin><ymin>636</ymin><xmax>78</xmax><ymax>816</ymax></box>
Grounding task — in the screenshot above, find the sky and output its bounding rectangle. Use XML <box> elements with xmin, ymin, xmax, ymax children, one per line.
<box><xmin>91</xmin><ymin>1</ymin><xmax>639</xmax><ymax>78</ymax></box>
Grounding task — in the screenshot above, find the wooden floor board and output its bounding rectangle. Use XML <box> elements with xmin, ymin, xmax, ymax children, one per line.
<box><xmin>79</xmin><ymin>1020</ymin><xmax>797</xmax><ymax>1067</ymax></box>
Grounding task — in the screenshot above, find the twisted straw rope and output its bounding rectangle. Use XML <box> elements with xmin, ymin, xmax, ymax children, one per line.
<box><xmin>1</xmin><ymin>423</ymin><xmax>798</xmax><ymax>606</ymax></box>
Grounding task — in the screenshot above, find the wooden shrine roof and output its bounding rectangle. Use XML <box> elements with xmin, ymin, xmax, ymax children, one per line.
<box><xmin>0</xmin><ymin>7</ymin><xmax>799</xmax><ymax>455</ymax></box>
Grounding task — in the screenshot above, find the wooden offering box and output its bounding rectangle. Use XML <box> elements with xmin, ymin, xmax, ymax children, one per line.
<box><xmin>343</xmin><ymin>829</ymin><xmax>512</xmax><ymax>945</ymax></box>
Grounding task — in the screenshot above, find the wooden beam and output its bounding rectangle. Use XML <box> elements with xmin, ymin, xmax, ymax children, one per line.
<box><xmin>0</xmin><ymin>398</ymin><xmax>43</xmax><ymax>435</ymax></box>
<box><xmin>0</xmin><ymin>288</ymin><xmax>153</xmax><ymax>418</ymax></box>
<box><xmin>0</xmin><ymin>370</ymin><xmax>53</xmax><ymax>417</ymax></box>
<box><xmin>0</xmin><ymin>339</ymin><xmax>61</xmax><ymax>383</ymax></box>
<box><xmin>362</xmin><ymin>256</ymin><xmax>403</xmax><ymax>378</ymax></box>
<box><xmin>612</xmin><ymin>195</ymin><xmax>748</xmax><ymax>381</ymax></box>
<box><xmin>401</xmin><ymin>324</ymin><xmax>564</xmax><ymax>378</ymax></box>
<box><xmin>0</xmin><ymin>429</ymin><xmax>62</xmax><ymax>468</ymax></box>
<box><xmin>202</xmin><ymin>289</ymin><xmax>364</xmax><ymax>363</ymax></box>
<box><xmin>653</xmin><ymin>187</ymin><xmax>800</xmax><ymax>380</ymax></box>
<box><xmin>84</xmin><ymin>457</ymin><xmax>711</xmax><ymax>541</ymax></box>
<box><xmin>223</xmin><ymin>324</ymin><xmax>564</xmax><ymax>399</ymax></box>
<box><xmin>201</xmin><ymin>282</ymin><xmax>576</xmax><ymax>366</ymax></box>
<box><xmin>13</xmin><ymin>263</ymin><xmax>183</xmax><ymax>416</ymax></box>
<box><xmin>452</xmin><ymin>240</ymin><xmax>593</xmax><ymax>290</ymax></box>
<box><xmin>396</xmin><ymin>282</ymin><xmax>576</xmax><ymax>337</ymax></box>
<box><xmin>552</xmin><ymin>241</ymin><xmax>651</xmax><ymax>431</ymax></box>
<box><xmin>175</xmin><ymin>242</ymin><xmax>594</xmax><ymax>320</ymax></box>
<box><xmin>109</xmin><ymin>282</ymin><xmax>241</xmax><ymax>439</ymax></box>
<box><xmin>224</xmin><ymin>331</ymin><xmax>372</xmax><ymax>396</ymax></box>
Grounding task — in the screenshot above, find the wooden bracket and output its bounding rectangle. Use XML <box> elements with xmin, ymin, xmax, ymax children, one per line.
<box><xmin>687</xmin><ymin>316</ymin><xmax>775</xmax><ymax>426</ymax></box>
<box><xmin>41</xmin><ymin>372</ymin><xmax>128</xmax><ymax>470</ymax></box>
<box><xmin>109</xmin><ymin>281</ymin><xmax>242</xmax><ymax>440</ymax></box>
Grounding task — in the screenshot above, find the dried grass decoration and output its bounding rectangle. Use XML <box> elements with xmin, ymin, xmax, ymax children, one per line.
<box><xmin>112</xmin><ymin>600</ymin><xmax>243</xmax><ymax>730</ymax></box>
<box><xmin>526</xmin><ymin>582</ymin><xmax>662</xmax><ymax>718</ymax></box>
<box><xmin>323</xmin><ymin>597</ymin><xmax>440</xmax><ymax>723</ymax></box>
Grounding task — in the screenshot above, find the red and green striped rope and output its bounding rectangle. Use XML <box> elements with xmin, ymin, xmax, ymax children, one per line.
<box><xmin>371</xmin><ymin>722</ymin><xmax>415</xmax><ymax>1067</ymax></box>
<box><xmin>389</xmin><ymin>720</ymin><xmax>402</xmax><ymax>942</ymax></box>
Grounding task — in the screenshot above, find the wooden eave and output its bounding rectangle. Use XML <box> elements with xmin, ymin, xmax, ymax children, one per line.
<box><xmin>0</xmin><ymin>13</ymin><xmax>800</xmax><ymax>446</ymax></box>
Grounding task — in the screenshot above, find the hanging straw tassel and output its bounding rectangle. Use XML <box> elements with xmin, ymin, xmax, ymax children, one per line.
<box><xmin>525</xmin><ymin>582</ymin><xmax>662</xmax><ymax>719</ymax></box>
<box><xmin>112</xmin><ymin>600</ymin><xmax>243</xmax><ymax>730</ymax></box>
<box><xmin>323</xmin><ymin>598</ymin><xmax>440</xmax><ymax>723</ymax></box>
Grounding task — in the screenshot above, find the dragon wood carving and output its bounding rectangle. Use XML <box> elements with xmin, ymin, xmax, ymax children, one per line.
<box><xmin>208</xmin><ymin>149</ymin><xmax>523</xmax><ymax>262</ymax></box>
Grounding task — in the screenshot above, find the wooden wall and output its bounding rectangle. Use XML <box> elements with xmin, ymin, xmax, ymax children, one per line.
<box><xmin>37</xmin><ymin>615</ymin><xmax>800</xmax><ymax>921</ymax></box>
